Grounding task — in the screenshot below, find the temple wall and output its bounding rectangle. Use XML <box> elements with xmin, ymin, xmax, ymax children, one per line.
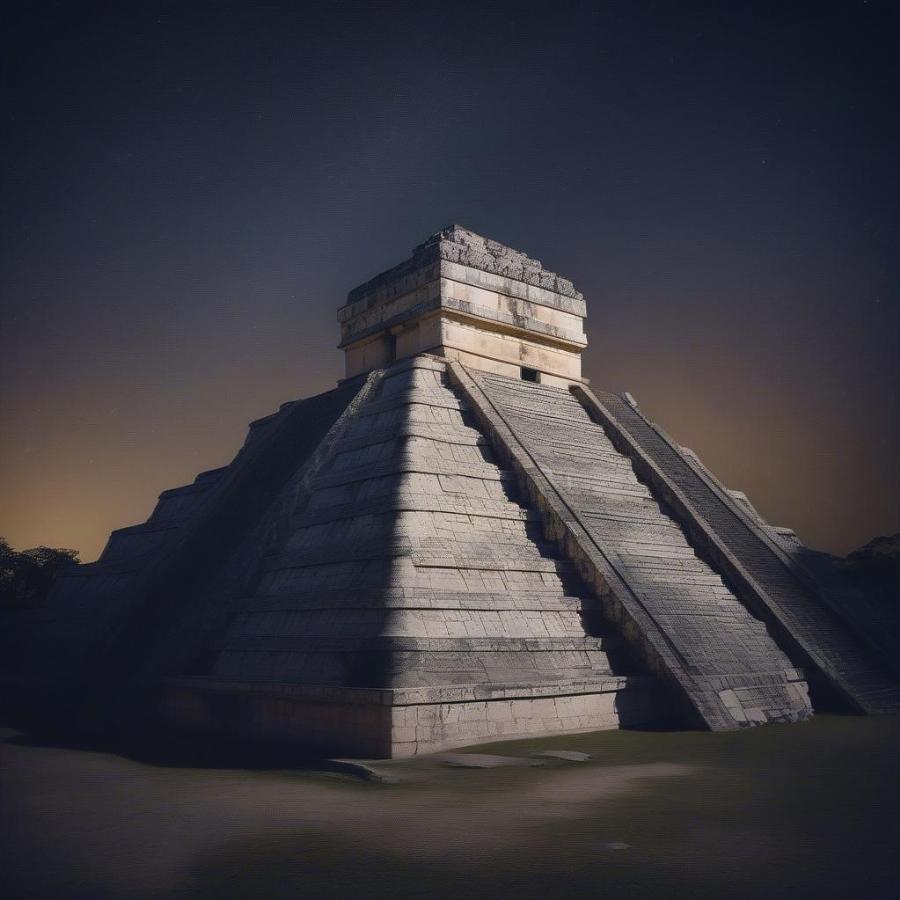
<box><xmin>166</xmin><ymin>677</ymin><xmax>661</xmax><ymax>758</ymax></box>
<box><xmin>439</xmin><ymin>276</ymin><xmax>585</xmax><ymax>340</ymax></box>
<box><xmin>438</xmin><ymin>318</ymin><xmax>583</xmax><ymax>383</ymax></box>
<box><xmin>344</xmin><ymin>318</ymin><xmax>583</xmax><ymax>384</ymax></box>
<box><xmin>338</xmin><ymin>226</ymin><xmax>587</xmax><ymax>384</ymax></box>
<box><xmin>344</xmin><ymin>332</ymin><xmax>395</xmax><ymax>379</ymax></box>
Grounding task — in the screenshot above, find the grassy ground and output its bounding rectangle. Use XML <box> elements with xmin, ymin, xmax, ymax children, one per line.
<box><xmin>2</xmin><ymin>714</ymin><xmax>899</xmax><ymax>899</ymax></box>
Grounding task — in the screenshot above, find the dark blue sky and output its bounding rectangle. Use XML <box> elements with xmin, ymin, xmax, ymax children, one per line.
<box><xmin>2</xmin><ymin>0</ymin><xmax>898</xmax><ymax>558</ymax></box>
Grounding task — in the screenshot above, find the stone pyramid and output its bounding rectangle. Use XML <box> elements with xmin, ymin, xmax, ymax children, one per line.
<box><xmin>3</xmin><ymin>226</ymin><xmax>899</xmax><ymax>757</ymax></box>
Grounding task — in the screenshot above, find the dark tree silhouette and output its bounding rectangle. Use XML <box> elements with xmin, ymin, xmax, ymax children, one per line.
<box><xmin>0</xmin><ymin>538</ymin><xmax>79</xmax><ymax>609</ymax></box>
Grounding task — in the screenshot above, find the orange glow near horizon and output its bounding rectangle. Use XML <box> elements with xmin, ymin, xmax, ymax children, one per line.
<box><xmin>2</xmin><ymin>3</ymin><xmax>897</xmax><ymax>562</ymax></box>
<box><xmin>1</xmin><ymin>306</ymin><xmax>897</xmax><ymax>563</ymax></box>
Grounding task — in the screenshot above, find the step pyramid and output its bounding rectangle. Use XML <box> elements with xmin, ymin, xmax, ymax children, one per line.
<box><xmin>2</xmin><ymin>226</ymin><xmax>897</xmax><ymax>757</ymax></box>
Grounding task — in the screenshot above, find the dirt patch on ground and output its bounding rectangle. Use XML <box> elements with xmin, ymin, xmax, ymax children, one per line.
<box><xmin>0</xmin><ymin>728</ymin><xmax>691</xmax><ymax>899</ymax></box>
<box><xmin>4</xmin><ymin>716</ymin><xmax>900</xmax><ymax>900</ymax></box>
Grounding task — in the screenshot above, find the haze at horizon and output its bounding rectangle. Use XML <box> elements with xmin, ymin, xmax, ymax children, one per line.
<box><xmin>2</xmin><ymin>1</ymin><xmax>898</xmax><ymax>560</ymax></box>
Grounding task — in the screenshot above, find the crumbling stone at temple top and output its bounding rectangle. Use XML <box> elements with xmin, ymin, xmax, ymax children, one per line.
<box><xmin>338</xmin><ymin>225</ymin><xmax>588</xmax><ymax>386</ymax></box>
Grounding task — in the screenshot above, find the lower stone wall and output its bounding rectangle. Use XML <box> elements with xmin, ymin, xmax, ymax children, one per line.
<box><xmin>165</xmin><ymin>677</ymin><xmax>663</xmax><ymax>759</ymax></box>
<box><xmin>388</xmin><ymin>678</ymin><xmax>662</xmax><ymax>757</ymax></box>
<box><xmin>166</xmin><ymin>680</ymin><xmax>393</xmax><ymax>758</ymax></box>
<box><xmin>438</xmin><ymin>318</ymin><xmax>583</xmax><ymax>385</ymax></box>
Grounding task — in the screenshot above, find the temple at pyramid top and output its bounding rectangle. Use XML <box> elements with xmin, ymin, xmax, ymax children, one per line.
<box><xmin>337</xmin><ymin>225</ymin><xmax>588</xmax><ymax>386</ymax></box>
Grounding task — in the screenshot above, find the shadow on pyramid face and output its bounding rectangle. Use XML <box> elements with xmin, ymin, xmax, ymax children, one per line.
<box><xmin>144</xmin><ymin>355</ymin><xmax>661</xmax><ymax>758</ymax></box>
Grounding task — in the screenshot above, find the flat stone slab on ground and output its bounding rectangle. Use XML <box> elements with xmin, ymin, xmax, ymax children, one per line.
<box><xmin>327</xmin><ymin>759</ymin><xmax>400</xmax><ymax>783</ymax></box>
<box><xmin>529</xmin><ymin>750</ymin><xmax>592</xmax><ymax>761</ymax></box>
<box><xmin>437</xmin><ymin>753</ymin><xmax>544</xmax><ymax>769</ymax></box>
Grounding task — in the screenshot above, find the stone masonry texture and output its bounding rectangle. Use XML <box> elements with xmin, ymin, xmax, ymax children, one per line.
<box><xmin>1</xmin><ymin>227</ymin><xmax>897</xmax><ymax>757</ymax></box>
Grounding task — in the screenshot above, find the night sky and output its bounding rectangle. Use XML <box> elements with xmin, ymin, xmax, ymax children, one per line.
<box><xmin>2</xmin><ymin>1</ymin><xmax>898</xmax><ymax>561</ymax></box>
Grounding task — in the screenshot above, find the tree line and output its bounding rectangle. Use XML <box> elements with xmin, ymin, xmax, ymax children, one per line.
<box><xmin>0</xmin><ymin>538</ymin><xmax>79</xmax><ymax>609</ymax></box>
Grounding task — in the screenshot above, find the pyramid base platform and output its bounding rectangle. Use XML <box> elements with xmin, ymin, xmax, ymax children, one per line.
<box><xmin>165</xmin><ymin>676</ymin><xmax>664</xmax><ymax>759</ymax></box>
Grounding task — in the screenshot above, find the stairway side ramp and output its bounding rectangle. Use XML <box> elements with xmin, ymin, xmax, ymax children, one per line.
<box><xmin>447</xmin><ymin>361</ymin><xmax>813</xmax><ymax>731</ymax></box>
<box><xmin>572</xmin><ymin>384</ymin><xmax>900</xmax><ymax>715</ymax></box>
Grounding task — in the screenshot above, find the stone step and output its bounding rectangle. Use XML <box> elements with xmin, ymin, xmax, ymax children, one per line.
<box><xmin>451</xmin><ymin>363</ymin><xmax>816</xmax><ymax>730</ymax></box>
<box><xmin>311</xmin><ymin>458</ymin><xmax>515</xmax><ymax>490</ymax></box>
<box><xmin>240</xmin><ymin>589</ymin><xmax>590</xmax><ymax>612</ymax></box>
<box><xmin>220</xmin><ymin>634</ymin><xmax>620</xmax><ymax>654</ymax></box>
<box><xmin>586</xmin><ymin>387</ymin><xmax>900</xmax><ymax>715</ymax></box>
<box><xmin>291</xmin><ymin>494</ymin><xmax>536</xmax><ymax>529</ymax></box>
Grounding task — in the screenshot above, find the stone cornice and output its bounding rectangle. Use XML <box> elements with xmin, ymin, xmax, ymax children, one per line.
<box><xmin>338</xmin><ymin>294</ymin><xmax>587</xmax><ymax>351</ymax></box>
<box><xmin>342</xmin><ymin>225</ymin><xmax>585</xmax><ymax>316</ymax></box>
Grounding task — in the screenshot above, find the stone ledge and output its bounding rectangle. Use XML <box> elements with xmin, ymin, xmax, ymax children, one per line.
<box><xmin>343</xmin><ymin>225</ymin><xmax>584</xmax><ymax>312</ymax></box>
<box><xmin>339</xmin><ymin>294</ymin><xmax>587</xmax><ymax>351</ymax></box>
<box><xmin>167</xmin><ymin>674</ymin><xmax>648</xmax><ymax>706</ymax></box>
<box><xmin>164</xmin><ymin>675</ymin><xmax>662</xmax><ymax>757</ymax></box>
<box><xmin>290</xmin><ymin>495</ymin><xmax>536</xmax><ymax>530</ymax></box>
<box><xmin>233</xmin><ymin>591</ymin><xmax>587</xmax><ymax>613</ymax></box>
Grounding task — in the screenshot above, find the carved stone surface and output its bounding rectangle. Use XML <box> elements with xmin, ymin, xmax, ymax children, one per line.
<box><xmin>576</xmin><ymin>385</ymin><xmax>900</xmax><ymax>714</ymax></box>
<box><xmin>2</xmin><ymin>227</ymin><xmax>897</xmax><ymax>758</ymax></box>
<box><xmin>348</xmin><ymin>225</ymin><xmax>584</xmax><ymax>307</ymax></box>
<box><xmin>338</xmin><ymin>226</ymin><xmax>588</xmax><ymax>385</ymax></box>
<box><xmin>448</xmin><ymin>363</ymin><xmax>814</xmax><ymax>729</ymax></box>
